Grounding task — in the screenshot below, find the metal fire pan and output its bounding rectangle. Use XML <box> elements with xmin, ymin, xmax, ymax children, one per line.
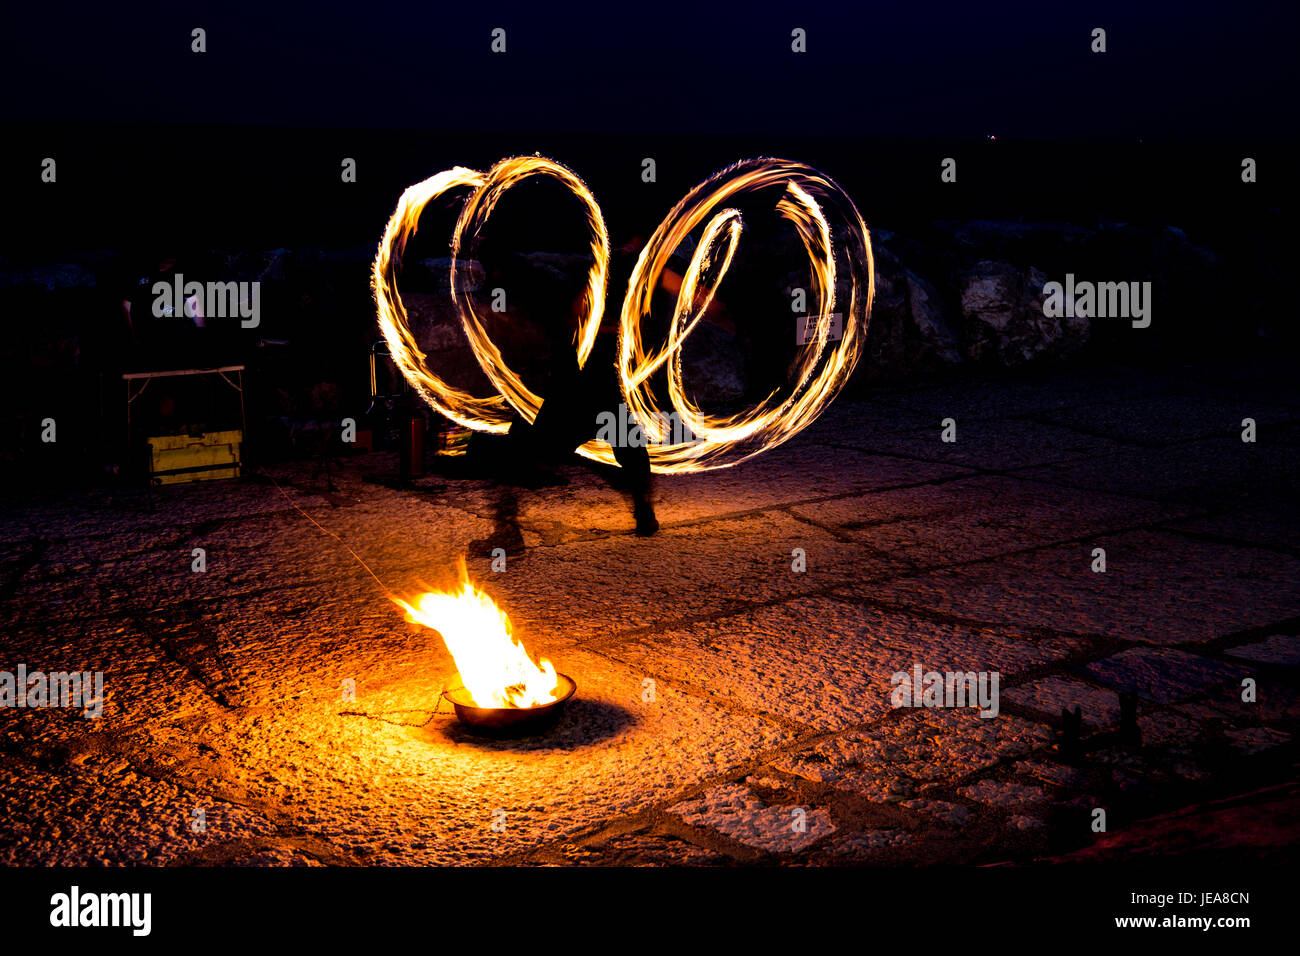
<box><xmin>442</xmin><ymin>673</ymin><xmax>576</xmax><ymax>735</ymax></box>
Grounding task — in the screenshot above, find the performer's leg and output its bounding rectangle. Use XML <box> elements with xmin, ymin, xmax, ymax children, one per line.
<box><xmin>611</xmin><ymin>440</ymin><xmax>658</xmax><ymax>536</ymax></box>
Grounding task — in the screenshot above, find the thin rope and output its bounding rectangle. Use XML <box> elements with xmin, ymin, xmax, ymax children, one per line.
<box><xmin>260</xmin><ymin>470</ymin><xmax>464</xmax><ymax>723</ymax></box>
<box><xmin>263</xmin><ymin>470</ymin><xmax>399</xmax><ymax>601</ymax></box>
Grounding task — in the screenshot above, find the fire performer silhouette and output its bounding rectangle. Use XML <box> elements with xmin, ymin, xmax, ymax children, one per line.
<box><xmin>373</xmin><ymin>156</ymin><xmax>873</xmax><ymax>559</ymax></box>
<box><xmin>468</xmin><ymin>235</ymin><xmax>663</xmax><ymax>556</ymax></box>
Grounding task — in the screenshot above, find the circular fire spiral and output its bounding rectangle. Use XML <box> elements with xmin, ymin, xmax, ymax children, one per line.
<box><xmin>373</xmin><ymin>156</ymin><xmax>873</xmax><ymax>474</ymax></box>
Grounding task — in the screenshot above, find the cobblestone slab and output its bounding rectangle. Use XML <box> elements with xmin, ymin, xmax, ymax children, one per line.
<box><xmin>866</xmin><ymin>366</ymin><xmax>1177</xmax><ymax>422</ymax></box>
<box><xmin>1161</xmin><ymin>502</ymin><xmax>1300</xmax><ymax>554</ymax></box>
<box><xmin>1016</xmin><ymin>437</ymin><xmax>1300</xmax><ymax>509</ymax></box>
<box><xmin>608</xmin><ymin>599</ymin><xmax>1080</xmax><ymax>732</ymax></box>
<box><xmin>834</xmin><ymin>418</ymin><xmax>1122</xmax><ymax>472</ymax></box>
<box><xmin>853</xmin><ymin>530</ymin><xmax>1300</xmax><ymax>646</ymax></box>
<box><xmin>1003</xmin><ymin>677</ymin><xmax>1123</xmax><ymax>728</ymax></box>
<box><xmin>1225</xmin><ymin>634</ymin><xmax>1300</xmax><ymax>666</ymax></box>
<box><xmin>770</xmin><ymin>709</ymin><xmax>1054</xmax><ymax>801</ymax></box>
<box><xmin>668</xmin><ymin>783</ymin><xmax>835</xmax><ymax>854</ymax></box>
<box><xmin>654</xmin><ymin>444</ymin><xmax>967</xmax><ymax>524</ymax></box>
<box><xmin>1036</xmin><ymin>394</ymin><xmax>1296</xmax><ymax>446</ymax></box>
<box><xmin>793</xmin><ymin>474</ymin><xmax>1180</xmax><ymax>565</ymax></box>
<box><xmin>1083</xmin><ymin>648</ymin><xmax>1248</xmax><ymax>704</ymax></box>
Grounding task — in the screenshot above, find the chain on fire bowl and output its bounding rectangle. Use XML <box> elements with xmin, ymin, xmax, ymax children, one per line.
<box><xmin>372</xmin><ymin>155</ymin><xmax>874</xmax><ymax>474</ymax></box>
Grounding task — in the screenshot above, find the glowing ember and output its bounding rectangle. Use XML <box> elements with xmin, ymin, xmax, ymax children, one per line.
<box><xmin>373</xmin><ymin>155</ymin><xmax>873</xmax><ymax>475</ymax></box>
<box><xmin>395</xmin><ymin>572</ymin><xmax>559</xmax><ymax>709</ymax></box>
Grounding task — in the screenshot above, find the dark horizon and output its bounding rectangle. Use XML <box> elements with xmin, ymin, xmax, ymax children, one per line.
<box><xmin>3</xmin><ymin>125</ymin><xmax>1291</xmax><ymax>256</ymax></box>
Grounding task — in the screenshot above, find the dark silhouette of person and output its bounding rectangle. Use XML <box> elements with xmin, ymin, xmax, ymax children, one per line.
<box><xmin>467</xmin><ymin>235</ymin><xmax>663</xmax><ymax>556</ymax></box>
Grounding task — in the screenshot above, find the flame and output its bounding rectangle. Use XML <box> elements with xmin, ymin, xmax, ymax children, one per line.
<box><xmin>373</xmin><ymin>155</ymin><xmax>872</xmax><ymax>474</ymax></box>
<box><xmin>396</xmin><ymin>572</ymin><xmax>559</xmax><ymax>709</ymax></box>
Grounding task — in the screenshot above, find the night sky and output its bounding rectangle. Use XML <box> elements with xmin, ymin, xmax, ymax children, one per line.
<box><xmin>2</xmin><ymin>1</ymin><xmax>1294</xmax><ymax>254</ymax></box>
<box><xmin>4</xmin><ymin>0</ymin><xmax>1296</xmax><ymax>138</ymax></box>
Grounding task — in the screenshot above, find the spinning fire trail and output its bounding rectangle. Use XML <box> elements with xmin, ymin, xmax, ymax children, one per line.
<box><xmin>364</xmin><ymin>156</ymin><xmax>873</xmax><ymax>719</ymax></box>
<box><xmin>373</xmin><ymin>155</ymin><xmax>874</xmax><ymax>473</ymax></box>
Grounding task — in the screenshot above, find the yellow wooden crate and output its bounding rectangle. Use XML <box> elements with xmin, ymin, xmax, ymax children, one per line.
<box><xmin>146</xmin><ymin>430</ymin><xmax>242</xmax><ymax>485</ymax></box>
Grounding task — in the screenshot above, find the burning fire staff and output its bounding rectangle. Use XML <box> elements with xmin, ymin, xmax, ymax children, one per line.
<box><xmin>373</xmin><ymin>155</ymin><xmax>873</xmax><ymax>536</ymax></box>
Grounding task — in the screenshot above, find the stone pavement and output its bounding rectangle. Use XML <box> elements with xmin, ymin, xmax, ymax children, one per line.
<box><xmin>1</xmin><ymin>359</ymin><xmax>1297</xmax><ymax>865</ymax></box>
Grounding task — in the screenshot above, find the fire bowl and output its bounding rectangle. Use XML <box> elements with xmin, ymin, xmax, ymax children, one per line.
<box><xmin>443</xmin><ymin>674</ymin><xmax>577</xmax><ymax>736</ymax></box>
